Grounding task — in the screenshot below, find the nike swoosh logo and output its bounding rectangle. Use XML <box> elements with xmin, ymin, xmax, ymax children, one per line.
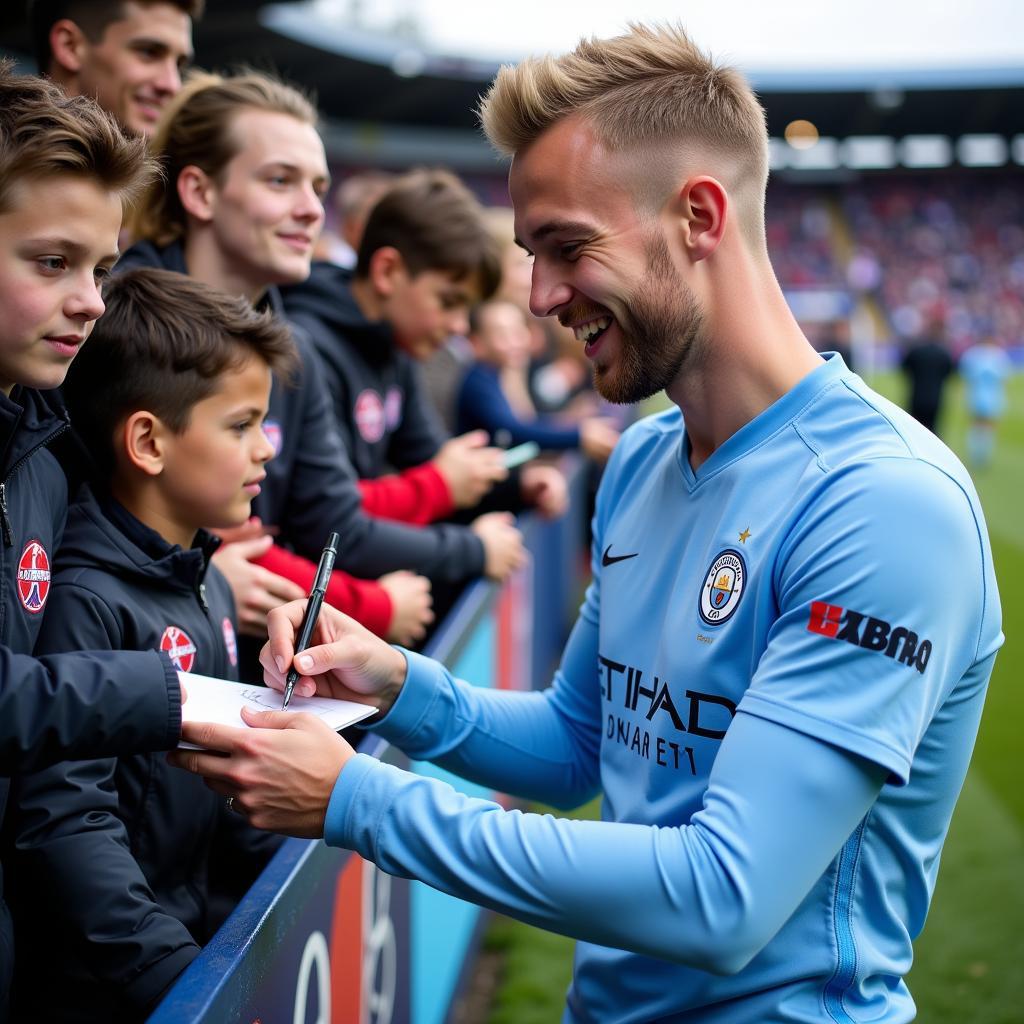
<box><xmin>602</xmin><ymin>545</ymin><xmax>638</xmax><ymax>567</ymax></box>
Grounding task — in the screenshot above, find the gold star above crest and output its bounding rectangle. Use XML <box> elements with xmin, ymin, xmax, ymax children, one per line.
<box><xmin>738</xmin><ymin>527</ymin><xmax>752</xmax><ymax>544</ymax></box>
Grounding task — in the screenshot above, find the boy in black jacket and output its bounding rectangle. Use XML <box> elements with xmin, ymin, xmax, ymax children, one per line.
<box><xmin>0</xmin><ymin>67</ymin><xmax>187</xmax><ymax>1012</ymax></box>
<box><xmin>7</xmin><ymin>268</ymin><xmax>296</xmax><ymax>1022</ymax></box>
<box><xmin>281</xmin><ymin>168</ymin><xmax>570</xmax><ymax>521</ymax></box>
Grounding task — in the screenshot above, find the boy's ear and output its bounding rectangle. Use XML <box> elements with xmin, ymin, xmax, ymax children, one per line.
<box><xmin>48</xmin><ymin>19</ymin><xmax>88</xmax><ymax>75</ymax></box>
<box><xmin>177</xmin><ymin>166</ymin><xmax>217</xmax><ymax>225</ymax></box>
<box><xmin>122</xmin><ymin>412</ymin><xmax>168</xmax><ymax>477</ymax></box>
<box><xmin>367</xmin><ymin>246</ymin><xmax>407</xmax><ymax>299</ymax></box>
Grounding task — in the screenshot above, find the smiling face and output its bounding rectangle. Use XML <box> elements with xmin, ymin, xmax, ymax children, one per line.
<box><xmin>509</xmin><ymin>115</ymin><xmax>707</xmax><ymax>404</ymax></box>
<box><xmin>67</xmin><ymin>1</ymin><xmax>194</xmax><ymax>137</ymax></box>
<box><xmin>0</xmin><ymin>176</ymin><xmax>122</xmax><ymax>396</ymax></box>
<box><xmin>155</xmin><ymin>353</ymin><xmax>276</xmax><ymax>535</ymax></box>
<box><xmin>203</xmin><ymin>109</ymin><xmax>328</xmax><ymax>293</ymax></box>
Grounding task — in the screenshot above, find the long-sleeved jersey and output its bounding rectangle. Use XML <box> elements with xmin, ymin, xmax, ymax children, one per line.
<box><xmin>323</xmin><ymin>354</ymin><xmax>1002</xmax><ymax>1022</ymax></box>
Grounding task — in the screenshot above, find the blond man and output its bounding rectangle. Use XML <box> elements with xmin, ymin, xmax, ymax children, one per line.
<box><xmin>177</xmin><ymin>26</ymin><xmax>1002</xmax><ymax>1023</ymax></box>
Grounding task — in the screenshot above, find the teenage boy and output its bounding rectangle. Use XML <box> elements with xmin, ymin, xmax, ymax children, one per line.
<box><xmin>8</xmin><ymin>267</ymin><xmax>293</xmax><ymax>1022</ymax></box>
<box><xmin>121</xmin><ymin>71</ymin><xmax>521</xmax><ymax>653</ymax></box>
<box><xmin>30</xmin><ymin>0</ymin><xmax>200</xmax><ymax>138</ymax></box>
<box><xmin>0</xmin><ymin>66</ymin><xmax>184</xmax><ymax>1009</ymax></box>
<box><xmin>282</xmin><ymin>168</ymin><xmax>569</xmax><ymax>521</ymax></box>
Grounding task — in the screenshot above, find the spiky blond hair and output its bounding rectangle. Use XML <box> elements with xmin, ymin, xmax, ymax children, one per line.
<box><xmin>479</xmin><ymin>24</ymin><xmax>769</xmax><ymax>245</ymax></box>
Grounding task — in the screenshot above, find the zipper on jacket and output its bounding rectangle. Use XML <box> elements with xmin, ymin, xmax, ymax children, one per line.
<box><xmin>198</xmin><ymin>581</ymin><xmax>209</xmax><ymax>613</ymax></box>
<box><xmin>0</xmin><ymin>420</ymin><xmax>69</xmax><ymax>548</ymax></box>
<box><xmin>0</xmin><ymin>483</ymin><xmax>12</xmax><ymax>547</ymax></box>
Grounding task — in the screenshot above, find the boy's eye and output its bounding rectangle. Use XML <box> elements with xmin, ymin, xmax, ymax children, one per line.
<box><xmin>37</xmin><ymin>256</ymin><xmax>66</xmax><ymax>273</ymax></box>
<box><xmin>560</xmin><ymin>242</ymin><xmax>582</xmax><ymax>260</ymax></box>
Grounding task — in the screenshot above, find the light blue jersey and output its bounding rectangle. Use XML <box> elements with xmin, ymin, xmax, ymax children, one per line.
<box><xmin>959</xmin><ymin>343</ymin><xmax>1012</xmax><ymax>419</ymax></box>
<box><xmin>326</xmin><ymin>354</ymin><xmax>1002</xmax><ymax>1023</ymax></box>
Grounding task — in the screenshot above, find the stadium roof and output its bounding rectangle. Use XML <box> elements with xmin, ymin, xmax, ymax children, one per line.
<box><xmin>2</xmin><ymin>1</ymin><xmax>1021</xmax><ymax>169</ymax></box>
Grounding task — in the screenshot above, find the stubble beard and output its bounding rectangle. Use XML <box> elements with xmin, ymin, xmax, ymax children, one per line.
<box><xmin>593</xmin><ymin>233</ymin><xmax>707</xmax><ymax>405</ymax></box>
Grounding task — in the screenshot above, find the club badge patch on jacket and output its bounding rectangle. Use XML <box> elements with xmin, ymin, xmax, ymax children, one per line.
<box><xmin>17</xmin><ymin>539</ymin><xmax>51</xmax><ymax>614</ymax></box>
<box><xmin>354</xmin><ymin>389</ymin><xmax>386</xmax><ymax>443</ymax></box>
<box><xmin>160</xmin><ymin>625</ymin><xmax>197</xmax><ymax>672</ymax></box>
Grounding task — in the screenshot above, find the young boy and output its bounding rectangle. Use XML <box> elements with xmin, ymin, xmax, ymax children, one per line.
<box><xmin>458</xmin><ymin>298</ymin><xmax>620</xmax><ymax>461</ymax></box>
<box><xmin>30</xmin><ymin>0</ymin><xmax>200</xmax><ymax>138</ymax></box>
<box><xmin>0</xmin><ymin>66</ymin><xmax>186</xmax><ymax>1010</ymax></box>
<box><xmin>8</xmin><ymin>267</ymin><xmax>295</xmax><ymax>1022</ymax></box>
<box><xmin>281</xmin><ymin>167</ymin><xmax>570</xmax><ymax>520</ymax></box>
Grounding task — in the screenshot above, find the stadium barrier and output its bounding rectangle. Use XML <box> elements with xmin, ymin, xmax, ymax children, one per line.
<box><xmin>149</xmin><ymin>457</ymin><xmax>589</xmax><ymax>1024</ymax></box>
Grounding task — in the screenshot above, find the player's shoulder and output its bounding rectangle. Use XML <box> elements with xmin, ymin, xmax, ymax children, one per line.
<box><xmin>794</xmin><ymin>372</ymin><xmax>983</xmax><ymax>538</ymax></box>
<box><xmin>799</xmin><ymin>372</ymin><xmax>967</xmax><ymax>479</ymax></box>
<box><xmin>616</xmin><ymin>405</ymin><xmax>683</xmax><ymax>456</ymax></box>
<box><xmin>592</xmin><ymin>406</ymin><xmax>682</xmax><ymax>509</ymax></box>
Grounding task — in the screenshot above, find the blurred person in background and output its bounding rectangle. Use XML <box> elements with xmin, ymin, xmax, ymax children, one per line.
<box><xmin>458</xmin><ymin>297</ymin><xmax>619</xmax><ymax>461</ymax></box>
<box><xmin>175</xmin><ymin>24</ymin><xmax>1002</xmax><ymax>1024</ymax></box>
<box><xmin>901</xmin><ymin>319</ymin><xmax>955</xmax><ymax>433</ymax></box>
<box><xmin>29</xmin><ymin>0</ymin><xmax>200</xmax><ymax>138</ymax></box>
<box><xmin>316</xmin><ymin>169</ymin><xmax>396</xmax><ymax>269</ymax></box>
<box><xmin>959</xmin><ymin>336</ymin><xmax>1013</xmax><ymax>469</ymax></box>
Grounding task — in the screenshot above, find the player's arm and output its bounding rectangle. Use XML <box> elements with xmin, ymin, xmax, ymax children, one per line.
<box><xmin>326</xmin><ymin>710</ymin><xmax>883</xmax><ymax>972</ymax></box>
<box><xmin>367</xmin><ymin>601</ymin><xmax>604</xmax><ymax>808</ymax></box>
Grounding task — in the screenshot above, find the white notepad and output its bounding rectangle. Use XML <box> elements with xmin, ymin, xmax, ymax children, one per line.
<box><xmin>178</xmin><ymin>671</ymin><xmax>376</xmax><ymax>749</ymax></box>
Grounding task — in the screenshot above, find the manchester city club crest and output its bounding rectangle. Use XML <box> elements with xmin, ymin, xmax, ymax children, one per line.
<box><xmin>160</xmin><ymin>625</ymin><xmax>197</xmax><ymax>672</ymax></box>
<box><xmin>17</xmin><ymin>539</ymin><xmax>51</xmax><ymax>614</ymax></box>
<box><xmin>699</xmin><ymin>548</ymin><xmax>746</xmax><ymax>625</ymax></box>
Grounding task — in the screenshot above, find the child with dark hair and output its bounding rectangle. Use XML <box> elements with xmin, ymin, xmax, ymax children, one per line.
<box><xmin>283</xmin><ymin>167</ymin><xmax>570</xmax><ymax>520</ymax></box>
<box><xmin>8</xmin><ymin>267</ymin><xmax>294</xmax><ymax>1022</ymax></box>
<box><xmin>29</xmin><ymin>0</ymin><xmax>201</xmax><ymax>137</ymax></box>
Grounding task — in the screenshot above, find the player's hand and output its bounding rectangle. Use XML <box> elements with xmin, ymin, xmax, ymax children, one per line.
<box><xmin>579</xmin><ymin>417</ymin><xmax>620</xmax><ymax>463</ymax></box>
<box><xmin>519</xmin><ymin>463</ymin><xmax>569</xmax><ymax>519</ymax></box>
<box><xmin>471</xmin><ymin>511</ymin><xmax>526</xmax><ymax>581</ymax></box>
<box><xmin>212</xmin><ymin>537</ymin><xmax>306</xmax><ymax>637</ymax></box>
<box><xmin>433</xmin><ymin>430</ymin><xmax>508</xmax><ymax>508</ymax></box>
<box><xmin>260</xmin><ymin>600</ymin><xmax>408</xmax><ymax>716</ymax></box>
<box><xmin>379</xmin><ymin>570</ymin><xmax>435</xmax><ymax>645</ymax></box>
<box><xmin>169</xmin><ymin>711</ymin><xmax>353</xmax><ymax>838</ymax></box>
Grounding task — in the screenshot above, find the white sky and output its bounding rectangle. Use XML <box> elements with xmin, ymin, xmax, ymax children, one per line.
<box><xmin>312</xmin><ymin>0</ymin><xmax>1024</xmax><ymax>70</ymax></box>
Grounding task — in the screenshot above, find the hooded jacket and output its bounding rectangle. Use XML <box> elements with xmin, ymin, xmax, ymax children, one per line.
<box><xmin>0</xmin><ymin>390</ymin><xmax>181</xmax><ymax>1011</ymax></box>
<box><xmin>115</xmin><ymin>241</ymin><xmax>485</xmax><ymax>583</ymax></box>
<box><xmin>7</xmin><ymin>489</ymin><xmax>277</xmax><ymax>1022</ymax></box>
<box><xmin>282</xmin><ymin>261</ymin><xmax>449</xmax><ymax>477</ymax></box>
<box><xmin>282</xmin><ymin>261</ymin><xmax>529</xmax><ymax>520</ymax></box>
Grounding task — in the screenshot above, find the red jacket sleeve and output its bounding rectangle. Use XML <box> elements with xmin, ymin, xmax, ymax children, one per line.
<box><xmin>251</xmin><ymin>544</ymin><xmax>393</xmax><ymax>638</ymax></box>
<box><xmin>358</xmin><ymin>463</ymin><xmax>454</xmax><ymax>525</ymax></box>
